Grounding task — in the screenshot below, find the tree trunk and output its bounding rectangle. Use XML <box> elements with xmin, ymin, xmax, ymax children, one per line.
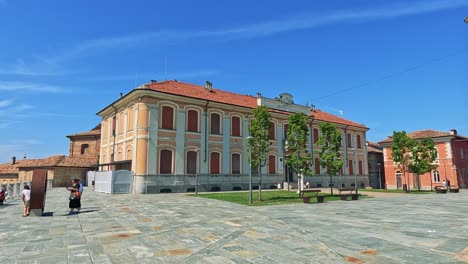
<box><xmin>329</xmin><ymin>174</ymin><xmax>333</xmax><ymax>196</ymax></box>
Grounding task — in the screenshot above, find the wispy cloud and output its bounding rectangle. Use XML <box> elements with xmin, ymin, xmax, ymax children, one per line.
<box><xmin>0</xmin><ymin>81</ymin><xmax>71</xmax><ymax>93</ymax></box>
<box><xmin>0</xmin><ymin>99</ymin><xmax>13</xmax><ymax>108</ymax></box>
<box><xmin>0</xmin><ymin>0</ymin><xmax>464</xmax><ymax>77</ymax></box>
<box><xmin>56</xmin><ymin>0</ymin><xmax>468</xmax><ymax>53</ymax></box>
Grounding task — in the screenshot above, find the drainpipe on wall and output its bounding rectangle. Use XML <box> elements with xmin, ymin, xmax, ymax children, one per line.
<box><xmin>111</xmin><ymin>103</ymin><xmax>118</xmax><ymax>171</ymax></box>
<box><xmin>204</xmin><ymin>101</ymin><xmax>210</xmax><ymax>163</ymax></box>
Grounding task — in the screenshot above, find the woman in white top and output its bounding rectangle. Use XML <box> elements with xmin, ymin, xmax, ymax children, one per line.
<box><xmin>21</xmin><ymin>185</ymin><xmax>31</xmax><ymax>217</ymax></box>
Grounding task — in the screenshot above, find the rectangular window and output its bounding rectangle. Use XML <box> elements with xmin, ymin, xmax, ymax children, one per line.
<box><xmin>357</xmin><ymin>135</ymin><xmax>362</xmax><ymax>149</ymax></box>
<box><xmin>231</xmin><ymin>116</ymin><xmax>241</xmax><ymax>137</ymax></box>
<box><xmin>161</xmin><ymin>106</ymin><xmax>174</xmax><ymax>129</ymax></box>
<box><xmin>210</xmin><ymin>113</ymin><xmax>221</xmax><ymax>134</ymax></box>
<box><xmin>348</xmin><ymin>160</ymin><xmax>354</xmax><ymax>175</ymax></box>
<box><xmin>186</xmin><ymin>151</ymin><xmax>197</xmax><ymax>174</ymax></box>
<box><xmin>347</xmin><ymin>133</ymin><xmax>352</xmax><ymax>148</ymax></box>
<box><xmin>112</xmin><ymin>116</ymin><xmax>116</xmax><ymax>136</ymax></box>
<box><xmin>313</xmin><ymin>128</ymin><xmax>319</xmax><ymax>144</ymax></box>
<box><xmin>187</xmin><ymin>110</ymin><xmax>198</xmax><ymax>132</ymax></box>
<box><xmin>210</xmin><ymin>152</ymin><xmax>220</xmax><ymax>174</ymax></box>
<box><xmin>232</xmin><ymin>153</ymin><xmax>240</xmax><ymax>174</ymax></box>
<box><xmin>160</xmin><ymin>150</ymin><xmax>172</xmax><ymax>174</ymax></box>
<box><xmin>268</xmin><ymin>155</ymin><xmax>276</xmax><ymax>174</ymax></box>
<box><xmin>268</xmin><ymin>122</ymin><xmax>275</xmax><ymax>140</ymax></box>
<box><xmin>358</xmin><ymin>160</ymin><xmax>363</xmax><ymax>175</ymax></box>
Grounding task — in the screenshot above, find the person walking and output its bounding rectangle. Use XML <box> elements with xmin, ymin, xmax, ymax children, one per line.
<box><xmin>76</xmin><ymin>178</ymin><xmax>84</xmax><ymax>212</ymax></box>
<box><xmin>0</xmin><ymin>188</ymin><xmax>6</xmax><ymax>205</ymax></box>
<box><xmin>67</xmin><ymin>179</ymin><xmax>81</xmax><ymax>213</ymax></box>
<box><xmin>21</xmin><ymin>185</ymin><xmax>31</xmax><ymax>217</ymax></box>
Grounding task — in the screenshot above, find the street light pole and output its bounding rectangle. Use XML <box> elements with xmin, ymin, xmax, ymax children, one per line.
<box><xmin>247</xmin><ymin>136</ymin><xmax>253</xmax><ymax>205</ymax></box>
<box><xmin>195</xmin><ymin>149</ymin><xmax>200</xmax><ymax>195</ymax></box>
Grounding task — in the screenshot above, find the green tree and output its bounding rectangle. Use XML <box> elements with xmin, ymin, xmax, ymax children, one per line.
<box><xmin>391</xmin><ymin>131</ymin><xmax>416</xmax><ymax>192</ymax></box>
<box><xmin>409</xmin><ymin>138</ymin><xmax>438</xmax><ymax>191</ymax></box>
<box><xmin>248</xmin><ymin>105</ymin><xmax>272</xmax><ymax>201</ymax></box>
<box><xmin>316</xmin><ymin>122</ymin><xmax>343</xmax><ymax>195</ymax></box>
<box><xmin>285</xmin><ymin>112</ymin><xmax>313</xmax><ymax>191</ymax></box>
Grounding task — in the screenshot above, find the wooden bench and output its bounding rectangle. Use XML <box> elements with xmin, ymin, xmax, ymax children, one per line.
<box><xmin>434</xmin><ymin>186</ymin><xmax>447</xmax><ymax>194</ymax></box>
<box><xmin>338</xmin><ymin>188</ymin><xmax>359</xmax><ymax>201</ymax></box>
<box><xmin>449</xmin><ymin>186</ymin><xmax>459</xmax><ymax>193</ymax></box>
<box><xmin>299</xmin><ymin>189</ymin><xmax>321</xmax><ymax>197</ymax></box>
<box><xmin>300</xmin><ymin>189</ymin><xmax>324</xmax><ymax>203</ymax></box>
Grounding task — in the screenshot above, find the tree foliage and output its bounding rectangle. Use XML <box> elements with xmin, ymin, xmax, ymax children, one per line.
<box><xmin>248</xmin><ymin>105</ymin><xmax>272</xmax><ymax>200</ymax></box>
<box><xmin>285</xmin><ymin>112</ymin><xmax>312</xmax><ymax>176</ymax></box>
<box><xmin>316</xmin><ymin>122</ymin><xmax>343</xmax><ymax>195</ymax></box>
<box><xmin>409</xmin><ymin>138</ymin><xmax>438</xmax><ymax>175</ymax></box>
<box><xmin>392</xmin><ymin>131</ymin><xmax>438</xmax><ymax>191</ymax></box>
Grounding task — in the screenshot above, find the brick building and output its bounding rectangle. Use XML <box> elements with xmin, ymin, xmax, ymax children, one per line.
<box><xmin>366</xmin><ymin>141</ymin><xmax>385</xmax><ymax>189</ymax></box>
<box><xmin>0</xmin><ymin>126</ymin><xmax>100</xmax><ymax>186</ymax></box>
<box><xmin>97</xmin><ymin>80</ymin><xmax>369</xmax><ymax>193</ymax></box>
<box><xmin>379</xmin><ymin>129</ymin><xmax>468</xmax><ymax>190</ymax></box>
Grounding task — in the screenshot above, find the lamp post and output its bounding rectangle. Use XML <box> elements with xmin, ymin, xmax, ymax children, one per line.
<box><xmin>195</xmin><ymin>149</ymin><xmax>200</xmax><ymax>195</ymax></box>
<box><xmin>377</xmin><ymin>162</ymin><xmax>382</xmax><ymax>189</ymax></box>
<box><xmin>353</xmin><ymin>148</ymin><xmax>357</xmax><ymax>192</ymax></box>
<box><xmin>247</xmin><ymin>136</ymin><xmax>253</xmax><ymax>205</ymax></box>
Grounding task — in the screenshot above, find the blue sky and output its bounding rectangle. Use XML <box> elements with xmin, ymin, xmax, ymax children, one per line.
<box><xmin>0</xmin><ymin>0</ymin><xmax>467</xmax><ymax>163</ymax></box>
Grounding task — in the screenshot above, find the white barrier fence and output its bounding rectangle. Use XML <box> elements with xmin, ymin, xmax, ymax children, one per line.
<box><xmin>91</xmin><ymin>170</ymin><xmax>133</xmax><ymax>194</ymax></box>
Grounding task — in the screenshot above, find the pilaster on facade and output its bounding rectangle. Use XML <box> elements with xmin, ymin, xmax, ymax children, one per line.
<box><xmin>175</xmin><ymin>109</ymin><xmax>186</xmax><ymax>175</ymax></box>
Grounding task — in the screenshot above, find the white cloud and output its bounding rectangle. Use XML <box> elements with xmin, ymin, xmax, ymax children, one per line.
<box><xmin>0</xmin><ymin>0</ymin><xmax>465</xmax><ymax>77</ymax></box>
<box><xmin>0</xmin><ymin>99</ymin><xmax>13</xmax><ymax>108</ymax></box>
<box><xmin>0</xmin><ymin>81</ymin><xmax>70</xmax><ymax>93</ymax></box>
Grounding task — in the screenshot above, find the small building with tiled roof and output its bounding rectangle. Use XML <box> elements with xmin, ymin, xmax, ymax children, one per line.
<box><xmin>378</xmin><ymin>129</ymin><xmax>468</xmax><ymax>190</ymax></box>
<box><xmin>366</xmin><ymin>141</ymin><xmax>385</xmax><ymax>189</ymax></box>
<box><xmin>97</xmin><ymin>80</ymin><xmax>370</xmax><ymax>193</ymax></box>
<box><xmin>1</xmin><ymin>126</ymin><xmax>101</xmax><ymax>186</ymax></box>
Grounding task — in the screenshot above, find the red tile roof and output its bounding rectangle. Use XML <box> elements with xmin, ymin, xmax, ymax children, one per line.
<box><xmin>66</xmin><ymin>128</ymin><xmax>101</xmax><ymax>138</ymax></box>
<box><xmin>142</xmin><ymin>80</ymin><xmax>367</xmax><ymax>128</ymax></box>
<box><xmin>379</xmin><ymin>130</ymin><xmax>466</xmax><ymax>143</ymax></box>
<box><xmin>366</xmin><ymin>141</ymin><xmax>383</xmax><ymax>153</ymax></box>
<box><xmin>312</xmin><ymin>110</ymin><xmax>367</xmax><ymax>129</ymax></box>
<box><xmin>0</xmin><ymin>155</ymin><xmax>97</xmax><ymax>174</ymax></box>
<box><xmin>145</xmin><ymin>80</ymin><xmax>257</xmax><ymax>108</ymax></box>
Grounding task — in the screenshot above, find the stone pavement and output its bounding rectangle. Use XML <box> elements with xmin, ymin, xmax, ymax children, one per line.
<box><xmin>1</xmin><ymin>187</ymin><xmax>467</xmax><ymax>264</ymax></box>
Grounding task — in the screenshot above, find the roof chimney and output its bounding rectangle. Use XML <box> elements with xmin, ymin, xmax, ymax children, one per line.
<box><xmin>150</xmin><ymin>80</ymin><xmax>157</xmax><ymax>83</ymax></box>
<box><xmin>205</xmin><ymin>81</ymin><xmax>212</xmax><ymax>91</ymax></box>
<box><xmin>450</xmin><ymin>129</ymin><xmax>457</xmax><ymax>136</ymax></box>
<box><xmin>12</xmin><ymin>156</ymin><xmax>16</xmax><ymax>165</ymax></box>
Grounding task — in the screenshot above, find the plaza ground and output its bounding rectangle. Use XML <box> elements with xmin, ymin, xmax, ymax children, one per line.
<box><xmin>0</xmin><ymin>187</ymin><xmax>467</xmax><ymax>263</ymax></box>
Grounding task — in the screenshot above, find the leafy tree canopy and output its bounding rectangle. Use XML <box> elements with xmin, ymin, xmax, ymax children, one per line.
<box><xmin>316</xmin><ymin>122</ymin><xmax>343</xmax><ymax>176</ymax></box>
<box><xmin>285</xmin><ymin>112</ymin><xmax>312</xmax><ymax>175</ymax></box>
<box><xmin>248</xmin><ymin>105</ymin><xmax>272</xmax><ymax>169</ymax></box>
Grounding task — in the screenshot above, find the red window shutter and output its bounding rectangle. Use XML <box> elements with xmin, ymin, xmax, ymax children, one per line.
<box><xmin>231</xmin><ymin>116</ymin><xmax>240</xmax><ymax>137</ymax></box>
<box><xmin>268</xmin><ymin>122</ymin><xmax>275</xmax><ymax>140</ymax></box>
<box><xmin>160</xmin><ymin>150</ymin><xmax>172</xmax><ymax>174</ymax></box>
<box><xmin>232</xmin><ymin>154</ymin><xmax>240</xmax><ymax>174</ymax></box>
<box><xmin>162</xmin><ymin>106</ymin><xmax>174</xmax><ymax>129</ymax></box>
<box><xmin>186</xmin><ymin>151</ymin><xmax>197</xmax><ymax>174</ymax></box>
<box><xmin>187</xmin><ymin>110</ymin><xmax>198</xmax><ymax>132</ymax></box>
<box><xmin>313</xmin><ymin>128</ymin><xmax>319</xmax><ymax>144</ymax></box>
<box><xmin>210</xmin><ymin>152</ymin><xmax>220</xmax><ymax>174</ymax></box>
<box><xmin>315</xmin><ymin>158</ymin><xmax>320</xmax><ymax>174</ymax></box>
<box><xmin>347</xmin><ymin>133</ymin><xmax>352</xmax><ymax>148</ymax></box>
<box><xmin>349</xmin><ymin>160</ymin><xmax>354</xmax><ymax>175</ymax></box>
<box><xmin>268</xmin><ymin>155</ymin><xmax>276</xmax><ymax>174</ymax></box>
<box><xmin>357</xmin><ymin>135</ymin><xmax>362</xmax><ymax>149</ymax></box>
<box><xmin>359</xmin><ymin>160</ymin><xmax>363</xmax><ymax>175</ymax></box>
<box><xmin>210</xmin><ymin>113</ymin><xmax>220</xmax><ymax>134</ymax></box>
